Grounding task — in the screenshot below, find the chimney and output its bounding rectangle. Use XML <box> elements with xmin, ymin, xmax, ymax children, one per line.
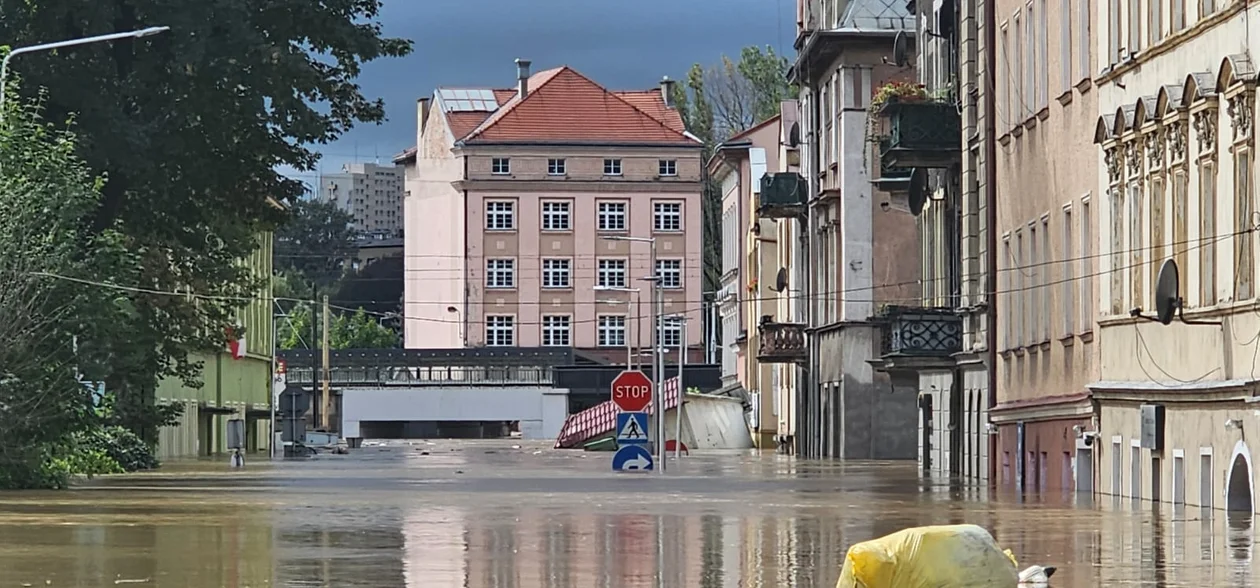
<box><xmin>515</xmin><ymin>58</ymin><xmax>532</xmax><ymax>99</ymax></box>
<box><xmin>660</xmin><ymin>76</ymin><xmax>676</xmax><ymax>108</ymax></box>
<box><xmin>417</xmin><ymin>97</ymin><xmax>430</xmax><ymax>135</ymax></box>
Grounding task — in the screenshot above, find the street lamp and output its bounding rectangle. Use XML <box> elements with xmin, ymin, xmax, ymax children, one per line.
<box><xmin>594</xmin><ymin>285</ymin><xmax>642</xmax><ymax>369</ymax></box>
<box><xmin>0</xmin><ymin>27</ymin><xmax>171</xmax><ymax>126</ymax></box>
<box><xmin>664</xmin><ymin>313</ymin><xmax>689</xmax><ymax>459</ymax></box>
<box><xmin>446</xmin><ymin>306</ymin><xmax>464</xmax><ymax>347</ymax></box>
<box><xmin>602</xmin><ymin>234</ymin><xmax>666</xmax><ymax>473</ymax></box>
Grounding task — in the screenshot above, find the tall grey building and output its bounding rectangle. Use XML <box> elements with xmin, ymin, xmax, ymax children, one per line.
<box><xmin>318</xmin><ymin>162</ymin><xmax>404</xmax><ymax>237</ymax></box>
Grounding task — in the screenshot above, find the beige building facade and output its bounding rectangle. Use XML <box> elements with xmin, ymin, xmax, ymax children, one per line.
<box><xmin>1092</xmin><ymin>0</ymin><xmax>1260</xmax><ymax>513</ymax></box>
<box><xmin>989</xmin><ymin>0</ymin><xmax>1100</xmax><ymax>494</ymax></box>
<box><xmin>397</xmin><ymin>62</ymin><xmax>706</xmax><ymax>354</ymax></box>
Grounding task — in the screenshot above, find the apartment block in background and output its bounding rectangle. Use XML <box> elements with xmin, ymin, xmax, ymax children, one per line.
<box><xmin>395</xmin><ymin>60</ymin><xmax>705</xmax><ymax>356</ymax></box>
<box><xmin>318</xmin><ymin>162</ymin><xmax>405</xmax><ymax>237</ymax></box>
<box><xmin>710</xmin><ymin>114</ymin><xmax>783</xmax><ymax>449</ymax></box>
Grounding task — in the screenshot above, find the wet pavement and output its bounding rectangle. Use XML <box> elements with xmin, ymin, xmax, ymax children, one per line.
<box><xmin>0</xmin><ymin>439</ymin><xmax>1257</xmax><ymax>587</ymax></box>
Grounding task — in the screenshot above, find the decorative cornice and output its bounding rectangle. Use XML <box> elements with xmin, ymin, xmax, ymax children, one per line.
<box><xmin>450</xmin><ymin>179</ymin><xmax>703</xmax><ymax>193</ymax></box>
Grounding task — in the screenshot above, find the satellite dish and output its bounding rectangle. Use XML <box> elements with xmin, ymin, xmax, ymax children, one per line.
<box><xmin>787</xmin><ymin>121</ymin><xmax>801</xmax><ymax>148</ymax></box>
<box><xmin>773</xmin><ymin>267</ymin><xmax>789</xmax><ymax>292</ymax></box>
<box><xmin>893</xmin><ymin>31</ymin><xmax>910</xmax><ymax>67</ymax></box>
<box><xmin>1154</xmin><ymin>259</ymin><xmax>1181</xmax><ymax>325</ymax></box>
<box><xmin>908</xmin><ymin>168</ymin><xmax>929</xmax><ymax>216</ymax></box>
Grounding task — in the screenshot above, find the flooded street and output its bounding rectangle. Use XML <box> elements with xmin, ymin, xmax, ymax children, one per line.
<box><xmin>0</xmin><ymin>440</ymin><xmax>1257</xmax><ymax>587</ymax></box>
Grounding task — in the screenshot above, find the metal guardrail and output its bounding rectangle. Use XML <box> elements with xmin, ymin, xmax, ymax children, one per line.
<box><xmin>285</xmin><ymin>365</ymin><xmax>554</xmax><ymax>387</ymax></box>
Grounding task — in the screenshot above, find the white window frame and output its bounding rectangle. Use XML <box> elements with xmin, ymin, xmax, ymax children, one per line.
<box><xmin>1108</xmin><ymin>0</ymin><xmax>1121</xmax><ymax>64</ymax></box>
<box><xmin>597</xmin><ymin>315</ymin><xmax>627</xmax><ymax>347</ymax></box>
<box><xmin>1015</xmin><ymin>228</ymin><xmax>1025</xmax><ymax>346</ymax></box>
<box><xmin>1002</xmin><ymin>234</ymin><xmax>1013</xmax><ymax>349</ymax></box>
<box><xmin>491</xmin><ymin>157</ymin><xmax>510</xmax><ymax>175</ymax></box>
<box><xmin>486</xmin><ymin>258</ymin><xmax>516</xmax><ymax>289</ymax></box>
<box><xmin>603</xmin><ymin>158</ymin><xmax>623</xmax><ymax>176</ymax></box>
<box><xmin>1080</xmin><ymin>194</ymin><xmax>1093</xmax><ymax>332</ymax></box>
<box><xmin>1172</xmin><ymin>0</ymin><xmax>1185</xmax><ymax>32</ymax></box>
<box><xmin>597</xmin><ymin>201</ymin><xmax>627</xmax><ymax>232</ymax></box>
<box><xmin>541</xmin><ymin>200</ymin><xmax>571</xmax><ymax>231</ymax></box>
<box><xmin>655</xmin><ymin>259</ymin><xmax>683</xmax><ymax>289</ymax></box>
<box><xmin>485</xmin><ymin>200</ymin><xmax>515</xmax><ymax>231</ymax></box>
<box><xmin>1148</xmin><ymin>0</ymin><xmax>1162</xmax><ymax>45</ymax></box>
<box><xmin>1062</xmin><ymin>203</ymin><xmax>1075</xmax><ymax>337</ymax></box>
<box><xmin>541</xmin><ymin>315</ymin><xmax>571</xmax><ymax>346</ymax></box>
<box><xmin>547</xmin><ymin>158</ymin><xmax>566</xmax><ymax>175</ymax></box>
<box><xmin>1060</xmin><ymin>0</ymin><xmax>1073</xmax><ymax>96</ymax></box>
<box><xmin>542</xmin><ymin>258</ymin><xmax>571</xmax><ymax>289</ymax></box>
<box><xmin>654</xmin><ymin>201</ymin><xmax>683</xmax><ymax>232</ymax></box>
<box><xmin>658</xmin><ymin>159</ymin><xmax>678</xmax><ymax>176</ymax></box>
<box><xmin>1040</xmin><ymin>214</ymin><xmax>1050</xmax><ymax>342</ymax></box>
<box><xmin>658</xmin><ymin>321</ymin><xmax>683</xmax><ymax>348</ymax></box>
<box><xmin>597</xmin><ymin>258</ymin><xmax>627</xmax><ymax>288</ymax></box>
<box><xmin>485</xmin><ymin>315</ymin><xmax>515</xmax><ymax>346</ymax></box>
<box><xmin>1037</xmin><ymin>0</ymin><xmax>1048</xmax><ymax>108</ymax></box>
<box><xmin>1127</xmin><ymin>0</ymin><xmax>1140</xmax><ymax>55</ymax></box>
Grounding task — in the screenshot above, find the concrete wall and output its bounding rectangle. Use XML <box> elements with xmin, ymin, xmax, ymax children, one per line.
<box><xmin>1097</xmin><ymin>399</ymin><xmax>1257</xmax><ymax>512</ymax></box>
<box><xmin>815</xmin><ymin>326</ymin><xmax>918</xmax><ymax>459</ymax></box>
<box><xmin>341</xmin><ymin>386</ymin><xmax>569</xmax><ymax>441</ymax></box>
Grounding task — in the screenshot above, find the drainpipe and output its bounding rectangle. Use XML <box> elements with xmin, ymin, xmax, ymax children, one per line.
<box><xmin>800</xmin><ymin>60</ymin><xmax>819</xmax><ymax>459</ymax></box>
<box><xmin>984</xmin><ymin>0</ymin><xmax>1000</xmax><ymax>486</ymax></box>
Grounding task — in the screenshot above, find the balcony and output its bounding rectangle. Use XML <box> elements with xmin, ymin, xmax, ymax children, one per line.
<box><xmin>877</xmin><ymin>306</ymin><xmax>962</xmax><ymax>359</ymax></box>
<box><xmin>870</xmin><ymin>138</ymin><xmax>913</xmax><ymax>194</ymax></box>
<box><xmin>757</xmin><ymin>321</ymin><xmax>807</xmax><ymax>363</ymax></box>
<box><xmin>757</xmin><ymin>172</ymin><xmax>807</xmax><ymax>220</ymax></box>
<box><xmin>878</xmin><ymin>102</ymin><xmax>962</xmax><ymax>170</ymax></box>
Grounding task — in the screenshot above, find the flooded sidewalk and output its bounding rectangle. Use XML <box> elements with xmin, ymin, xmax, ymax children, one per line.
<box><xmin>0</xmin><ymin>439</ymin><xmax>1256</xmax><ymax>587</ymax></box>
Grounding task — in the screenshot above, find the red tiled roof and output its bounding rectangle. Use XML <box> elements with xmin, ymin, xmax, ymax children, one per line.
<box><xmin>614</xmin><ymin>90</ymin><xmax>687</xmax><ymax>133</ymax></box>
<box><xmin>462</xmin><ymin>66</ymin><xmax>698</xmax><ymax>145</ymax></box>
<box><xmin>447</xmin><ymin>111</ymin><xmax>495</xmax><ymax>140</ymax></box>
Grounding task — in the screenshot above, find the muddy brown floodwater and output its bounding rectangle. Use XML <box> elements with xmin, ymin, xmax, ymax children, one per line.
<box><xmin>0</xmin><ymin>439</ymin><xmax>1257</xmax><ymax>587</ymax></box>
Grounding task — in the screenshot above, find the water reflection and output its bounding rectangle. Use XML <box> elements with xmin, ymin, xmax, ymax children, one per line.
<box><xmin>2</xmin><ymin>441</ymin><xmax>1260</xmax><ymax>586</ymax></box>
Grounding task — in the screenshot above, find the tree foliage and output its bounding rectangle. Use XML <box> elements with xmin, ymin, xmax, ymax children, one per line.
<box><xmin>275</xmin><ymin>198</ymin><xmax>359</xmax><ymax>293</ymax></box>
<box><xmin>670</xmin><ymin>46</ymin><xmax>795</xmax><ymax>294</ymax></box>
<box><xmin>0</xmin><ymin>1</ymin><xmax>411</xmax><ymax>440</ymax></box>
<box><xmin>279</xmin><ymin>304</ymin><xmax>398</xmax><ymax>351</ymax></box>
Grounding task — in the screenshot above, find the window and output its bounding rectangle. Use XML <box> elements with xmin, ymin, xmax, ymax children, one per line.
<box><xmin>1202</xmin><ymin>0</ymin><xmax>1216</xmax><ymax>17</ymax></box>
<box><xmin>1200</xmin><ymin>449</ymin><xmax>1214</xmax><ymax>512</ymax></box>
<box><xmin>598</xmin><ymin>315</ymin><xmax>627</xmax><ymax>347</ymax></box>
<box><xmin>542</xmin><ymin>315</ymin><xmax>571</xmax><ymax>346</ymax></box>
<box><xmin>1029</xmin><ymin>222</ymin><xmax>1039</xmax><ymax>343</ymax></box>
<box><xmin>1127</xmin><ymin>0</ymin><xmax>1140</xmax><ymax>55</ymax></box>
<box><xmin>1040</xmin><ymin>215</ymin><xmax>1050</xmax><ymax>342</ymax></box>
<box><xmin>603</xmin><ymin>159</ymin><xmax>622</xmax><ymax>175</ymax></box>
<box><xmin>492</xmin><ymin>158</ymin><xmax>510</xmax><ymax>175</ymax></box>
<box><xmin>1150</xmin><ymin>176</ymin><xmax>1166</xmax><ymax>297</ymax></box>
<box><xmin>1037</xmin><ymin>0</ymin><xmax>1048</xmax><ymax>108</ymax></box>
<box><xmin>658</xmin><ymin>159</ymin><xmax>678</xmax><ymax>176</ymax></box>
<box><xmin>597</xmin><ymin>259</ymin><xmax>627</xmax><ymax>288</ymax></box>
<box><xmin>485</xmin><ymin>315</ymin><xmax>514</xmax><ymax>346</ymax></box>
<box><xmin>486</xmin><ymin>258</ymin><xmax>516</xmax><ymax>289</ymax></box>
<box><xmin>656</xmin><ymin>259</ymin><xmax>682</xmax><ymax>289</ymax></box>
<box><xmin>1081</xmin><ymin>195</ymin><xmax>1094</xmax><ymax>331</ymax></box>
<box><xmin>541</xmin><ymin>201</ymin><xmax>571</xmax><ymax>231</ymax></box>
<box><xmin>1016</xmin><ymin>229</ymin><xmax>1025</xmax><ymax>345</ymax></box>
<box><xmin>1060</xmin><ymin>0</ymin><xmax>1072</xmax><ymax>96</ymax></box>
<box><xmin>1111</xmin><ymin>437</ymin><xmax>1122</xmax><ymax>499</ymax></box>
<box><xmin>1015</xmin><ymin>10</ymin><xmax>1026</xmax><ymax>120</ymax></box>
<box><xmin>1201</xmin><ymin>162</ymin><xmax>1217</xmax><ymax>306</ymax></box>
<box><xmin>1129</xmin><ymin>183</ymin><xmax>1144</xmax><ymax>309</ymax></box>
<box><xmin>1108</xmin><ymin>0</ymin><xmax>1121</xmax><ymax>64</ymax></box>
<box><xmin>542</xmin><ymin>258</ymin><xmax>571</xmax><ymax>289</ymax></box>
<box><xmin>1172</xmin><ymin>0</ymin><xmax>1185</xmax><ymax>32</ymax></box>
<box><xmin>1109</xmin><ymin>187</ymin><xmax>1125</xmax><ymax>315</ymax></box>
<box><xmin>548</xmin><ymin>158</ymin><xmax>566</xmax><ymax>175</ymax></box>
<box><xmin>1001</xmin><ymin>24</ymin><xmax>1012</xmax><ymax>133</ymax></box>
<box><xmin>1003</xmin><ymin>236</ymin><xmax>1013</xmax><ymax>349</ymax></box>
<box><xmin>486</xmin><ymin>201</ymin><xmax>515</xmax><ymax>230</ymax></box>
<box><xmin>598</xmin><ymin>201</ymin><xmax>627</xmax><ymax>231</ymax></box>
<box><xmin>1172</xmin><ymin>173</ymin><xmax>1189</xmax><ymax>300</ymax></box>
<box><xmin>659</xmin><ymin>321</ymin><xmax>682</xmax><ymax>348</ymax></box>
<box><xmin>1063</xmin><ymin>205</ymin><xmax>1075</xmax><ymax>337</ymax></box>
<box><xmin>1148</xmin><ymin>0</ymin><xmax>1162</xmax><ymax>45</ymax></box>
<box><xmin>654</xmin><ymin>202</ymin><xmax>682</xmax><ymax>232</ymax></box>
<box><xmin>1237</xmin><ymin>149</ymin><xmax>1254</xmax><ymax>300</ymax></box>
<box><xmin>1130</xmin><ymin>442</ymin><xmax>1141</xmax><ymax>502</ymax></box>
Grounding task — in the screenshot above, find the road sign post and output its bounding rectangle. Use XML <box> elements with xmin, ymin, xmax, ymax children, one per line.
<box><xmin>611</xmin><ymin>370</ymin><xmax>654</xmax><ymax>473</ymax></box>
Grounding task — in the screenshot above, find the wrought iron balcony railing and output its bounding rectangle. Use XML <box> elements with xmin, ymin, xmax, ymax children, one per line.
<box><xmin>757</xmin><ymin>172</ymin><xmax>807</xmax><ymax>220</ymax></box>
<box><xmin>877</xmin><ymin>305</ymin><xmax>962</xmax><ymax>358</ymax></box>
<box><xmin>871</xmin><ymin>137</ymin><xmax>913</xmax><ymax>193</ymax></box>
<box><xmin>878</xmin><ymin>102</ymin><xmax>962</xmax><ymax>170</ymax></box>
<box><xmin>757</xmin><ymin>321</ymin><xmax>808</xmax><ymax>363</ymax></box>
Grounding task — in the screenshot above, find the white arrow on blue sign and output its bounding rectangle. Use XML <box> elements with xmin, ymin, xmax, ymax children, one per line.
<box><xmin>612</xmin><ymin>444</ymin><xmax>654</xmax><ymax>472</ymax></box>
<box><xmin>615</xmin><ymin>411</ymin><xmax>650</xmax><ymax>445</ymax></box>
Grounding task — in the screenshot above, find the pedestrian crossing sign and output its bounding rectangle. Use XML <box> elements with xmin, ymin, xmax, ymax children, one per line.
<box><xmin>615</xmin><ymin>411</ymin><xmax>650</xmax><ymax>445</ymax></box>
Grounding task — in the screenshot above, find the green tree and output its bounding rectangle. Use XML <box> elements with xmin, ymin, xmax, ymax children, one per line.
<box><xmin>0</xmin><ymin>92</ymin><xmax>146</xmax><ymax>488</ymax></box>
<box><xmin>279</xmin><ymin>304</ymin><xmax>397</xmax><ymax>350</ymax></box>
<box><xmin>0</xmin><ymin>2</ymin><xmax>411</xmax><ymax>438</ymax></box>
<box><xmin>275</xmin><ymin>198</ymin><xmax>359</xmax><ymax>294</ymax></box>
<box><xmin>671</xmin><ymin>46</ymin><xmax>795</xmax><ymax>294</ymax></box>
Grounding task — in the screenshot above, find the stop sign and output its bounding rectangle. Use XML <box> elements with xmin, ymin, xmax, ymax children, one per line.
<box><xmin>611</xmin><ymin>370</ymin><xmax>653</xmax><ymax>412</ymax></box>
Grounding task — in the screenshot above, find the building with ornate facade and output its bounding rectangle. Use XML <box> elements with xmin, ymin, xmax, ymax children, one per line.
<box><xmin>1091</xmin><ymin>0</ymin><xmax>1260</xmax><ymax>512</ymax></box>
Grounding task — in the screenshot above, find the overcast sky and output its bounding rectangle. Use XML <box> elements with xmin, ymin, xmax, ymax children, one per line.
<box><xmin>288</xmin><ymin>0</ymin><xmax>796</xmax><ymax>185</ymax></box>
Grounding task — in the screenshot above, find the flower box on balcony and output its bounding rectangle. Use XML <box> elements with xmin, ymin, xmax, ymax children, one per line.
<box><xmin>877</xmin><ymin>101</ymin><xmax>962</xmax><ymax>170</ymax></box>
<box><xmin>757</xmin><ymin>172</ymin><xmax>807</xmax><ymax>220</ymax></box>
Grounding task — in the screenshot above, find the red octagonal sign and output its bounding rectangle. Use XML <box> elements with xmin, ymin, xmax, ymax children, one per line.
<box><xmin>611</xmin><ymin>369</ymin><xmax>653</xmax><ymax>412</ymax></box>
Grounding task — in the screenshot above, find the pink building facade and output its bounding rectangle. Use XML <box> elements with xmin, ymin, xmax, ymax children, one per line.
<box><xmin>396</xmin><ymin>61</ymin><xmax>706</xmax><ymax>353</ymax></box>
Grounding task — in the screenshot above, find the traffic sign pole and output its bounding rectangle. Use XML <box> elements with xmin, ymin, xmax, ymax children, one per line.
<box><xmin>611</xmin><ymin>370</ymin><xmax>654</xmax><ymax>473</ymax></box>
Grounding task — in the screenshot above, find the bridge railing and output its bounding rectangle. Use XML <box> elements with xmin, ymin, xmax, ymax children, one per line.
<box><xmin>285</xmin><ymin>365</ymin><xmax>554</xmax><ymax>387</ymax></box>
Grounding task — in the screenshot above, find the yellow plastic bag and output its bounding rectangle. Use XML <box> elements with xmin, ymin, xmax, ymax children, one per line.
<box><xmin>835</xmin><ymin>524</ymin><xmax>1020</xmax><ymax>588</ymax></box>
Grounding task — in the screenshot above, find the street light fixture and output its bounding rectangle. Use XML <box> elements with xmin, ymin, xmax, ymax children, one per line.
<box><xmin>602</xmin><ymin>234</ymin><xmax>666</xmax><ymax>472</ymax></box>
<box><xmin>0</xmin><ymin>27</ymin><xmax>172</xmax><ymax>126</ymax></box>
<box><xmin>446</xmin><ymin>306</ymin><xmax>464</xmax><ymax>347</ymax></box>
